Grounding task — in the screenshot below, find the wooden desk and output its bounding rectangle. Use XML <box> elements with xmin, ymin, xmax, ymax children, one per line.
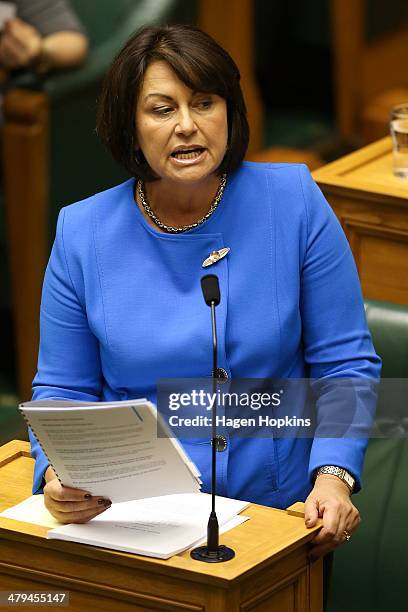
<box><xmin>313</xmin><ymin>137</ymin><xmax>408</xmax><ymax>305</ymax></box>
<box><xmin>0</xmin><ymin>440</ymin><xmax>322</xmax><ymax>612</ymax></box>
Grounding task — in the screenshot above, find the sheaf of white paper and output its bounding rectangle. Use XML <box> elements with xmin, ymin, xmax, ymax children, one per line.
<box><xmin>48</xmin><ymin>492</ymin><xmax>250</xmax><ymax>558</ymax></box>
<box><xmin>48</xmin><ymin>513</ymin><xmax>249</xmax><ymax>558</ymax></box>
<box><xmin>20</xmin><ymin>400</ymin><xmax>201</xmax><ymax>502</ymax></box>
<box><xmin>0</xmin><ymin>2</ymin><xmax>15</xmax><ymax>28</ymax></box>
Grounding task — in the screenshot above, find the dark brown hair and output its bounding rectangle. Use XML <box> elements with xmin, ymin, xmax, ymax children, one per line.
<box><xmin>96</xmin><ymin>24</ymin><xmax>249</xmax><ymax>181</ymax></box>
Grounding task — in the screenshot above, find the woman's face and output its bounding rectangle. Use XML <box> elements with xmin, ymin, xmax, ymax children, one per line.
<box><xmin>135</xmin><ymin>61</ymin><xmax>228</xmax><ymax>185</ymax></box>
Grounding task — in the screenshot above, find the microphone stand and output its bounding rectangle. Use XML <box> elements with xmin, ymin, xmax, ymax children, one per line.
<box><xmin>191</xmin><ymin>288</ymin><xmax>235</xmax><ymax>563</ymax></box>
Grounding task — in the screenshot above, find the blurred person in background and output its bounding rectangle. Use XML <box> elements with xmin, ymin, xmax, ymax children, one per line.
<box><xmin>0</xmin><ymin>0</ymin><xmax>88</xmax><ymax>74</ymax></box>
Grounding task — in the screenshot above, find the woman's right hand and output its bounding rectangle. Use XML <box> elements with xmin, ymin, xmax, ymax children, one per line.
<box><xmin>43</xmin><ymin>467</ymin><xmax>112</xmax><ymax>524</ymax></box>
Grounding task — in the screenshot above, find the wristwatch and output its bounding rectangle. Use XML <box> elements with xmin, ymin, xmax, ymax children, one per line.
<box><xmin>315</xmin><ymin>465</ymin><xmax>355</xmax><ymax>493</ymax></box>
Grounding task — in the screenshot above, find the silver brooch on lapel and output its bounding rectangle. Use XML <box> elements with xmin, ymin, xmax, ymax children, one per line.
<box><xmin>202</xmin><ymin>247</ymin><xmax>230</xmax><ymax>268</ymax></box>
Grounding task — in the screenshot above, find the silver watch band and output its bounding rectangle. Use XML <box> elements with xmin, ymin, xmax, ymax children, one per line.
<box><xmin>315</xmin><ymin>465</ymin><xmax>355</xmax><ymax>492</ymax></box>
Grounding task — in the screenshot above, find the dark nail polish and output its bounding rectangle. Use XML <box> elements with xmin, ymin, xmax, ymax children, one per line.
<box><xmin>84</xmin><ymin>494</ymin><xmax>91</xmax><ymax>500</ymax></box>
<box><xmin>104</xmin><ymin>499</ymin><xmax>112</xmax><ymax>507</ymax></box>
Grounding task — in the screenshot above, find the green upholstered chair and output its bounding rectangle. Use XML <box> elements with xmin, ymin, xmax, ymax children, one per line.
<box><xmin>327</xmin><ymin>300</ymin><xmax>408</xmax><ymax>612</ymax></box>
<box><xmin>1</xmin><ymin>0</ymin><xmax>197</xmax><ymax>400</ymax></box>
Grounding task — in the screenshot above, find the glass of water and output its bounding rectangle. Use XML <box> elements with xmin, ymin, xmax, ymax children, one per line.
<box><xmin>390</xmin><ymin>104</ymin><xmax>408</xmax><ymax>178</ymax></box>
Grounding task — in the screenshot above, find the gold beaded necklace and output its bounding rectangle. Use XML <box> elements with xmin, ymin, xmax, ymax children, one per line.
<box><xmin>137</xmin><ymin>174</ymin><xmax>227</xmax><ymax>234</ymax></box>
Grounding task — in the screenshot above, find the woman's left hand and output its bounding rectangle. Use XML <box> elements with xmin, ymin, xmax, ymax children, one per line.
<box><xmin>304</xmin><ymin>474</ymin><xmax>360</xmax><ymax>559</ymax></box>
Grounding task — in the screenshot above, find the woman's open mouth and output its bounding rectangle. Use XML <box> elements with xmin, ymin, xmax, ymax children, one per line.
<box><xmin>170</xmin><ymin>147</ymin><xmax>206</xmax><ymax>164</ymax></box>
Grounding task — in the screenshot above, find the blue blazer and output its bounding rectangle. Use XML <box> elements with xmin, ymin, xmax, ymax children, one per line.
<box><xmin>30</xmin><ymin>162</ymin><xmax>381</xmax><ymax>508</ymax></box>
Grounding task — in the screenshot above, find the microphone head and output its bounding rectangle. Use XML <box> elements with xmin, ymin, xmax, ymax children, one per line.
<box><xmin>201</xmin><ymin>274</ymin><xmax>220</xmax><ymax>306</ymax></box>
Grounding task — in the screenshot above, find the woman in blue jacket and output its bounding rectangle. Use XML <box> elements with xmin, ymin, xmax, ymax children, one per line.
<box><xmin>30</xmin><ymin>24</ymin><xmax>381</xmax><ymax>561</ymax></box>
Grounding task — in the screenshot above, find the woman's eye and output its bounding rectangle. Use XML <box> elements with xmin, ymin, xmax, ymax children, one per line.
<box><xmin>196</xmin><ymin>99</ymin><xmax>213</xmax><ymax>110</ymax></box>
<box><xmin>152</xmin><ymin>106</ymin><xmax>173</xmax><ymax>115</ymax></box>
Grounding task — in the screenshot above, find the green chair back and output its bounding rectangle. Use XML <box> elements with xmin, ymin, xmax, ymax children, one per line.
<box><xmin>327</xmin><ymin>300</ymin><xmax>408</xmax><ymax>612</ymax></box>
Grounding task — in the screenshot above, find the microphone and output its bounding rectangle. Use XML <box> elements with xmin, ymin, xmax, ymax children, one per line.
<box><xmin>191</xmin><ymin>275</ymin><xmax>235</xmax><ymax>563</ymax></box>
<box><xmin>201</xmin><ymin>274</ymin><xmax>220</xmax><ymax>306</ymax></box>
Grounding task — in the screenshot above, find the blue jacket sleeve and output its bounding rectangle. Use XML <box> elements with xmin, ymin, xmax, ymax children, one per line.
<box><xmin>298</xmin><ymin>165</ymin><xmax>382</xmax><ymax>491</ymax></box>
<box><xmin>30</xmin><ymin>208</ymin><xmax>102</xmax><ymax>494</ymax></box>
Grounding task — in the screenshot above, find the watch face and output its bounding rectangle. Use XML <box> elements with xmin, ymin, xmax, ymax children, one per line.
<box><xmin>344</xmin><ymin>472</ymin><xmax>354</xmax><ymax>488</ymax></box>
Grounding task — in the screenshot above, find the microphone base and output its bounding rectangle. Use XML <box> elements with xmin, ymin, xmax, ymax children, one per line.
<box><xmin>190</xmin><ymin>544</ymin><xmax>235</xmax><ymax>563</ymax></box>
